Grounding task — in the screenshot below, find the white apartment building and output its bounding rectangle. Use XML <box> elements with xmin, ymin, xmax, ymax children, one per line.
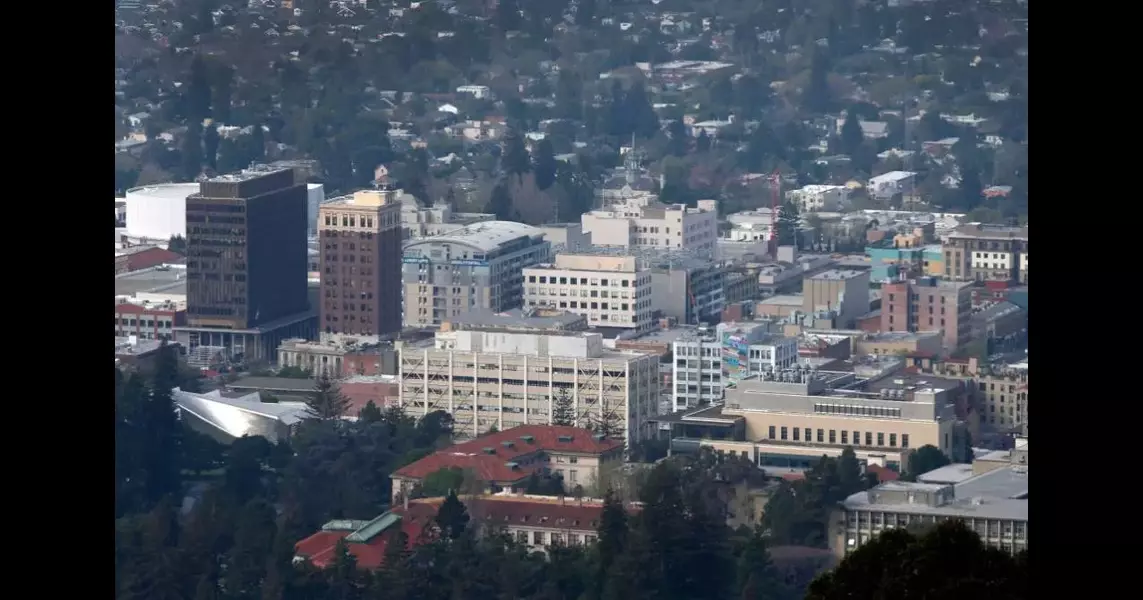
<box><xmin>671</xmin><ymin>323</ymin><xmax>799</xmax><ymax>411</ymax></box>
<box><xmin>523</xmin><ymin>254</ymin><xmax>655</xmax><ymax>332</ymax></box>
<box><xmin>399</xmin><ymin>329</ymin><xmax>660</xmax><ymax>443</ymax></box>
<box><xmin>867</xmin><ymin>171</ymin><xmax>917</xmax><ymax>200</ymax></box>
<box><xmin>402</xmin><ymin>221</ymin><xmax>551</xmax><ymax>327</ymax></box>
<box><xmin>786</xmin><ymin>185</ymin><xmax>848</xmax><ymax>213</ymax></box>
<box><xmin>724</xmin><ymin>208</ymin><xmax>776</xmax><ymax>243</ymax></box>
<box><xmin>399</xmin><ymin>193</ymin><xmax>495</xmax><ymax>240</ymax></box>
<box><xmin>581</xmin><ymin>195</ymin><xmax>717</xmax><ymax>252</ymax></box>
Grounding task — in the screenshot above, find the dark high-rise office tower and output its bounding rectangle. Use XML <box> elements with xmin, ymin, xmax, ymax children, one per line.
<box><xmin>185</xmin><ymin>167</ymin><xmax>308</xmax><ymax>330</ymax></box>
<box><xmin>318</xmin><ymin>189</ymin><xmax>403</xmax><ymax>336</ymax></box>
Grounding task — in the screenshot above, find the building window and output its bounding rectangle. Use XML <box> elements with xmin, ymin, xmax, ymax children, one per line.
<box><xmin>780</xmin><ymin>426</ymin><xmax>788</xmax><ymax>440</ymax></box>
<box><xmin>793</xmin><ymin>428</ymin><xmax>801</xmax><ymax>441</ymax></box>
<box><xmin>865</xmin><ymin>432</ymin><xmax>873</xmax><ymax>446</ymax></box>
<box><xmin>877</xmin><ymin>433</ymin><xmax>885</xmax><ymax>447</ymax></box>
<box><xmin>889</xmin><ymin>434</ymin><xmax>897</xmax><ymax>447</ymax></box>
<box><xmin>533</xmin><ymin>531</ymin><xmax>545</xmax><ymax>545</ymax></box>
<box><xmin>768</xmin><ymin>426</ymin><xmax>776</xmax><ymax>439</ymax></box>
<box><xmin>902</xmin><ymin>434</ymin><xmax>910</xmax><ymax>448</ymax></box>
<box><xmin>816</xmin><ymin>429</ymin><xmax>824</xmax><ymax>443</ymax></box>
<box><xmin>828</xmin><ymin>430</ymin><xmax>836</xmax><ymax>444</ymax></box>
<box><xmin>516</xmin><ymin>531</ymin><xmax>528</xmax><ymax>544</ymax></box>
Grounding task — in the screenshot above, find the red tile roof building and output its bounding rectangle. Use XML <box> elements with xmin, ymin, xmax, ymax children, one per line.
<box><xmin>391</xmin><ymin>425</ymin><xmax>624</xmax><ymax>503</ymax></box>
<box><xmin>294</xmin><ymin>493</ymin><xmax>642</xmax><ymax>569</ymax></box>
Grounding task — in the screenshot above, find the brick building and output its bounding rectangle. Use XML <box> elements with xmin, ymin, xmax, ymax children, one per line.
<box><xmin>114</xmin><ymin>298</ymin><xmax>187</xmax><ymax>340</ymax></box>
<box><xmin>318</xmin><ymin>189</ymin><xmax>404</xmax><ymax>336</ymax></box>
<box><xmin>390</xmin><ymin>425</ymin><xmax>624</xmax><ymax>502</ymax></box>
<box><xmin>294</xmin><ymin>492</ymin><xmax>643</xmax><ymax>570</ymax></box>
<box><xmin>880</xmin><ymin>277</ymin><xmax>973</xmax><ymax>351</ymax></box>
<box><xmin>339</xmin><ymin>375</ymin><xmax>400</xmax><ymax>415</ymax></box>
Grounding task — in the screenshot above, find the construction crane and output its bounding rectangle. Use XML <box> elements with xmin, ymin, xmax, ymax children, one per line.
<box><xmin>768</xmin><ymin>170</ymin><xmax>782</xmax><ymax>258</ymax></box>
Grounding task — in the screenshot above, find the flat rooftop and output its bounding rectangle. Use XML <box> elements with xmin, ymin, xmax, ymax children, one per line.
<box><xmin>759</xmin><ymin>294</ymin><xmax>803</xmax><ymax>307</ymax></box>
<box><xmin>207</xmin><ymin>166</ymin><xmax>292</xmax><ymax>183</ymax></box>
<box><xmin>448</xmin><ymin>308</ymin><xmax>586</xmax><ymax>331</ymax></box>
<box><xmin>917</xmin><ymin>463</ymin><xmax>977</xmax><ymax>485</ymax></box>
<box><xmin>844</xmin><ymin>465</ymin><xmax>1028</xmax><ymax>521</ymax></box>
<box><xmin>628</xmin><ymin>326</ymin><xmax>708</xmax><ymax>345</ymax></box>
<box><xmin>951</xmin><ymin>224</ymin><xmax>1029</xmax><ymax>241</ymax></box>
<box><xmin>115</xmin><ymin>266</ymin><xmax>187</xmax><ymax>296</ymax></box>
<box><xmin>810</xmin><ymin>269</ymin><xmax>866</xmax><ymax>281</ymax></box>
<box><xmin>409</xmin><ymin>220</ymin><xmax>542</xmax><ymax>253</ymax></box>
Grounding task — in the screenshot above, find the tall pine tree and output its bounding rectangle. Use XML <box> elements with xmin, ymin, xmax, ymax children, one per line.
<box><xmin>551</xmin><ymin>388</ymin><xmax>575</xmax><ymax>426</ymax></box>
<box><xmin>306</xmin><ymin>375</ymin><xmax>351</xmax><ymax>420</ymax></box>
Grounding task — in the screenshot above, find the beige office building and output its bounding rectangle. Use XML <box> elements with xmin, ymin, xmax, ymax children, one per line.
<box><xmin>581</xmin><ymin>195</ymin><xmax>718</xmax><ymax>252</ymax></box>
<box><xmin>665</xmin><ymin>369</ymin><xmax>962</xmax><ymax>473</ymax></box>
<box><xmin>401</xmin><ymin>221</ymin><xmax>551</xmax><ymax>327</ymax></box>
<box><xmin>399</xmin><ymin>325</ymin><xmax>660</xmax><ymax>443</ymax></box>
<box><xmin>523</xmin><ymin>254</ymin><xmax>655</xmax><ymax>333</ymax></box>
<box><xmin>802</xmin><ymin>269</ymin><xmax>871</xmax><ymax>328</ymax></box>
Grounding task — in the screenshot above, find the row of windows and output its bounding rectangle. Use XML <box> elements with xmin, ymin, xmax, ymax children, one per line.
<box><xmin>116</xmin><ymin>317</ymin><xmax>175</xmax><ymax>328</ymax></box>
<box><xmin>814</xmin><ymin>404</ymin><xmax>902</xmax><ymax>419</ymax></box>
<box><xmin>767</xmin><ymin>425</ymin><xmax>910</xmax><ymax>449</ymax></box>
<box><xmin>512</xmin><ymin>529</ymin><xmax>597</xmax><ymax>547</ymax></box>
<box><xmin>846</xmin><ymin>512</ymin><xmax>1026</xmax><ymax>539</ymax></box>
<box><xmin>527</xmin><ymin>275</ymin><xmax>644</xmax><ymax>287</ymax></box>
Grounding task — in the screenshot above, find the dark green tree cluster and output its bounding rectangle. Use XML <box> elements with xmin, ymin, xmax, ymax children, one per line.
<box><xmin>807</xmin><ymin>519</ymin><xmax>1027</xmax><ymax>599</ymax></box>
<box><xmin>115</xmin><ymin>394</ymin><xmax>458</xmax><ymax>600</ymax></box>
<box><xmin>760</xmin><ymin>449</ymin><xmax>879</xmax><ymax>548</ymax></box>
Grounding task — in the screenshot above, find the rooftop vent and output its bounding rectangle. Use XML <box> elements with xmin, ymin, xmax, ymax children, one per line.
<box><xmin>520</xmin><ymin>435</ymin><xmax>535</xmax><ymax>443</ymax></box>
<box><xmin>593</xmin><ymin>433</ymin><xmax>606</xmax><ymax>442</ymax></box>
<box><xmin>505</xmin><ymin>461</ymin><xmax>520</xmax><ymax>470</ymax></box>
<box><xmin>558</xmin><ymin>435</ymin><xmax>574</xmax><ymax>443</ymax></box>
<box><xmin>482</xmin><ymin>447</ymin><xmax>496</xmax><ymax>455</ymax></box>
<box><xmin>501</xmin><ymin>441</ymin><xmax>515</xmax><ymax>448</ymax></box>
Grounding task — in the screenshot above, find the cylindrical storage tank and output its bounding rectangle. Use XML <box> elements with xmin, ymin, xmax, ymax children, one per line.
<box><xmin>125</xmin><ymin>183</ymin><xmax>200</xmax><ymax>240</ymax></box>
<box><xmin>306</xmin><ymin>183</ymin><xmax>325</xmax><ymax>234</ymax></box>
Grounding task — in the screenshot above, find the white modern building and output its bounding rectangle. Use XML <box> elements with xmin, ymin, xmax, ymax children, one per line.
<box><xmin>787</xmin><ymin>185</ymin><xmax>848</xmax><ymax>213</ymax></box>
<box><xmin>867</xmin><ymin>171</ymin><xmax>917</xmax><ymax>200</ymax></box>
<box><xmin>724</xmin><ymin>208</ymin><xmax>777</xmax><ymax>243</ymax></box>
<box><xmin>399</xmin><ymin>327</ymin><xmax>660</xmax><ymax>443</ymax></box>
<box><xmin>402</xmin><ymin>221</ymin><xmax>551</xmax><ymax>327</ymax></box>
<box><xmin>399</xmin><ymin>192</ymin><xmax>495</xmax><ymax>240</ymax></box>
<box><xmin>581</xmin><ymin>195</ymin><xmax>717</xmax><ymax>252</ymax></box>
<box><xmin>124</xmin><ymin>183</ymin><xmax>200</xmax><ymax>240</ymax></box>
<box><xmin>671</xmin><ymin>323</ymin><xmax>799</xmax><ymax>411</ymax></box>
<box><xmin>523</xmin><ymin>253</ymin><xmax>655</xmax><ymax>332</ymax></box>
<box><xmin>306</xmin><ymin>183</ymin><xmax>326</xmax><ymax>235</ymax></box>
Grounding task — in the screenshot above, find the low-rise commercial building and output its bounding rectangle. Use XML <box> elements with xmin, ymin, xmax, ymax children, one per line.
<box><xmin>277</xmin><ymin>334</ymin><xmax>397</xmax><ymax>378</ymax></box>
<box><xmin>655</xmin><ymin>367</ymin><xmax>966</xmax><ymax>474</ymax></box>
<box><xmin>115</xmin><ymin>297</ymin><xmax>186</xmax><ymax>340</ymax></box>
<box><xmin>833</xmin><ymin>441</ymin><xmax>1028</xmax><ymax>558</ymax></box>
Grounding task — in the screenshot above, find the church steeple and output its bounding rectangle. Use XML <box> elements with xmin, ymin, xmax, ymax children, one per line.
<box><xmin>624</xmin><ymin>135</ymin><xmax>641</xmax><ymax>186</ymax></box>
